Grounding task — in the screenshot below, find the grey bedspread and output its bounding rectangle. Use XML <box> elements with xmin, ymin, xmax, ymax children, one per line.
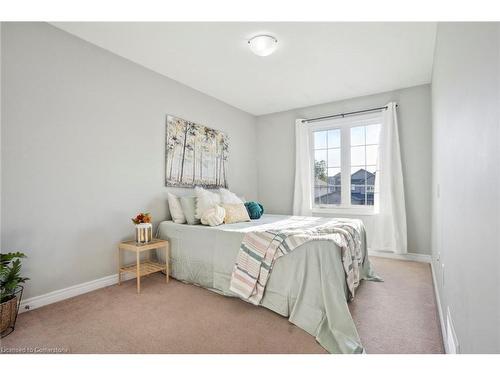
<box><xmin>156</xmin><ymin>214</ymin><xmax>380</xmax><ymax>353</ymax></box>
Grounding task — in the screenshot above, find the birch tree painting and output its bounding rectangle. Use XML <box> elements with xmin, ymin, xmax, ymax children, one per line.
<box><xmin>165</xmin><ymin>115</ymin><xmax>229</xmax><ymax>188</ymax></box>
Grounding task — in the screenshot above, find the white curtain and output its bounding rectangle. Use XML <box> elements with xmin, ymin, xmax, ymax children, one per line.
<box><xmin>371</xmin><ymin>102</ymin><xmax>407</xmax><ymax>253</ymax></box>
<box><xmin>292</xmin><ymin>119</ymin><xmax>313</xmax><ymax>216</ymax></box>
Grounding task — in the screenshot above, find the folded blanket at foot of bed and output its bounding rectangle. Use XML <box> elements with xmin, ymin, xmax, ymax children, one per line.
<box><xmin>229</xmin><ymin>216</ymin><xmax>382</xmax><ymax>353</ymax></box>
<box><xmin>230</xmin><ymin>218</ymin><xmax>363</xmax><ymax>304</ymax></box>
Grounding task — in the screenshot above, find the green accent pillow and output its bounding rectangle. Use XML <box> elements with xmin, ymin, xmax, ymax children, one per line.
<box><xmin>180</xmin><ymin>196</ymin><xmax>200</xmax><ymax>225</ymax></box>
<box><xmin>244</xmin><ymin>201</ymin><xmax>264</xmax><ymax>220</ymax></box>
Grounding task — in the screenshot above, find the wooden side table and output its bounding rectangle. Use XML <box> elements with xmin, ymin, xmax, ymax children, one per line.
<box><xmin>118</xmin><ymin>238</ymin><xmax>169</xmax><ymax>294</ymax></box>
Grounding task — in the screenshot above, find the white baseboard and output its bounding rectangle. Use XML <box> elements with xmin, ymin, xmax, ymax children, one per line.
<box><xmin>430</xmin><ymin>261</ymin><xmax>448</xmax><ymax>353</ymax></box>
<box><xmin>446</xmin><ymin>307</ymin><xmax>459</xmax><ymax>354</ymax></box>
<box><xmin>369</xmin><ymin>250</ymin><xmax>432</xmax><ymax>263</ymax></box>
<box><xmin>19</xmin><ymin>273</ymin><xmax>134</xmax><ymax>313</ymax></box>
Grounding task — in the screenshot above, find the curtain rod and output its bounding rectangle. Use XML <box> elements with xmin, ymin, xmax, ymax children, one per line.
<box><xmin>301</xmin><ymin>104</ymin><xmax>398</xmax><ymax>124</ymax></box>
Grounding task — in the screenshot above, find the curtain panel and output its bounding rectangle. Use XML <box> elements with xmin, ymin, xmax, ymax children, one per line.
<box><xmin>372</xmin><ymin>102</ymin><xmax>408</xmax><ymax>253</ymax></box>
<box><xmin>293</xmin><ymin>119</ymin><xmax>313</xmax><ymax>216</ymax></box>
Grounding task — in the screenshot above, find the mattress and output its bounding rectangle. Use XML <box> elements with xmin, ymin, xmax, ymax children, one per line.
<box><xmin>156</xmin><ymin>214</ymin><xmax>379</xmax><ymax>353</ymax></box>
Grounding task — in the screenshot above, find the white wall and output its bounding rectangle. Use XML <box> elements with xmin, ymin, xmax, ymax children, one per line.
<box><xmin>256</xmin><ymin>85</ymin><xmax>432</xmax><ymax>255</ymax></box>
<box><xmin>431</xmin><ymin>23</ymin><xmax>500</xmax><ymax>353</ymax></box>
<box><xmin>1</xmin><ymin>22</ymin><xmax>258</xmax><ymax>299</ymax></box>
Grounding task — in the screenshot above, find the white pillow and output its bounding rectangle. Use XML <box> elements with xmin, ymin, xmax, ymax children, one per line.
<box><xmin>201</xmin><ymin>205</ymin><xmax>226</xmax><ymax>226</ymax></box>
<box><xmin>194</xmin><ymin>187</ymin><xmax>221</xmax><ymax>219</ymax></box>
<box><xmin>219</xmin><ymin>188</ymin><xmax>244</xmax><ymax>204</ymax></box>
<box><xmin>167</xmin><ymin>192</ymin><xmax>186</xmax><ymax>224</ymax></box>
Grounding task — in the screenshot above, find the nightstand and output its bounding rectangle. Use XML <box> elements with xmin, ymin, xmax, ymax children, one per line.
<box><xmin>118</xmin><ymin>238</ymin><xmax>169</xmax><ymax>294</ymax></box>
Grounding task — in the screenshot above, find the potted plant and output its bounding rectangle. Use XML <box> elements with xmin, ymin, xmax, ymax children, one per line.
<box><xmin>1</xmin><ymin>252</ymin><xmax>29</xmax><ymax>337</ymax></box>
<box><xmin>132</xmin><ymin>212</ymin><xmax>153</xmax><ymax>244</ymax></box>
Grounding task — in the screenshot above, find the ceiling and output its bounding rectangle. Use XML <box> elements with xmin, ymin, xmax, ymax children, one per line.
<box><xmin>52</xmin><ymin>22</ymin><xmax>437</xmax><ymax>116</ymax></box>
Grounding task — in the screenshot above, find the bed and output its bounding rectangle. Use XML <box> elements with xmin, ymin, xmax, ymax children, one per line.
<box><xmin>156</xmin><ymin>214</ymin><xmax>379</xmax><ymax>353</ymax></box>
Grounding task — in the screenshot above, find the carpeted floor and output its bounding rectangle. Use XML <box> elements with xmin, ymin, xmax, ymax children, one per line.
<box><xmin>0</xmin><ymin>257</ymin><xmax>443</xmax><ymax>354</ymax></box>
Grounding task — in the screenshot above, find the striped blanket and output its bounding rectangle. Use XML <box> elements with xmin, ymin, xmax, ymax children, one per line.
<box><xmin>229</xmin><ymin>216</ymin><xmax>364</xmax><ymax>305</ymax></box>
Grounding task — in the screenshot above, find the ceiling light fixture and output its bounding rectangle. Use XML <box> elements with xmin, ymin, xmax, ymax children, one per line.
<box><xmin>248</xmin><ymin>34</ymin><xmax>278</xmax><ymax>57</ymax></box>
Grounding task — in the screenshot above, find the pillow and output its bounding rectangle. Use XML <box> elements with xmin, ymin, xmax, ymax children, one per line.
<box><xmin>201</xmin><ymin>205</ymin><xmax>226</xmax><ymax>227</ymax></box>
<box><xmin>194</xmin><ymin>187</ymin><xmax>221</xmax><ymax>219</ymax></box>
<box><xmin>180</xmin><ymin>196</ymin><xmax>200</xmax><ymax>225</ymax></box>
<box><xmin>222</xmin><ymin>203</ymin><xmax>251</xmax><ymax>224</ymax></box>
<box><xmin>165</xmin><ymin>199</ymin><xmax>172</xmax><ymax>221</ymax></box>
<box><xmin>219</xmin><ymin>188</ymin><xmax>244</xmax><ymax>204</ymax></box>
<box><xmin>244</xmin><ymin>201</ymin><xmax>264</xmax><ymax>220</ymax></box>
<box><xmin>167</xmin><ymin>193</ymin><xmax>186</xmax><ymax>224</ymax></box>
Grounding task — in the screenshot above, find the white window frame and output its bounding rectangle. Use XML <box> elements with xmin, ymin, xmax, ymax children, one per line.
<box><xmin>308</xmin><ymin>112</ymin><xmax>383</xmax><ymax>215</ymax></box>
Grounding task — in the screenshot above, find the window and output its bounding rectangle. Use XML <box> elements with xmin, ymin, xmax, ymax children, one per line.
<box><xmin>310</xmin><ymin>113</ymin><xmax>382</xmax><ymax>213</ymax></box>
<box><xmin>350</xmin><ymin>124</ymin><xmax>380</xmax><ymax>206</ymax></box>
<box><xmin>313</xmin><ymin>129</ymin><xmax>341</xmax><ymax>205</ymax></box>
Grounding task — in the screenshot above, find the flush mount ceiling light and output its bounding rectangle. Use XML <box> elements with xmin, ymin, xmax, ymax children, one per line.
<box><xmin>248</xmin><ymin>34</ymin><xmax>278</xmax><ymax>57</ymax></box>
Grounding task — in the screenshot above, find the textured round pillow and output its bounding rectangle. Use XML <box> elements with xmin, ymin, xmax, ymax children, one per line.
<box><xmin>244</xmin><ymin>201</ymin><xmax>264</xmax><ymax>220</ymax></box>
<box><xmin>201</xmin><ymin>205</ymin><xmax>226</xmax><ymax>226</ymax></box>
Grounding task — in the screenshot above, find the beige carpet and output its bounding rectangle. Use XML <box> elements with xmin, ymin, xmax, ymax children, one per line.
<box><xmin>0</xmin><ymin>257</ymin><xmax>443</xmax><ymax>354</ymax></box>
